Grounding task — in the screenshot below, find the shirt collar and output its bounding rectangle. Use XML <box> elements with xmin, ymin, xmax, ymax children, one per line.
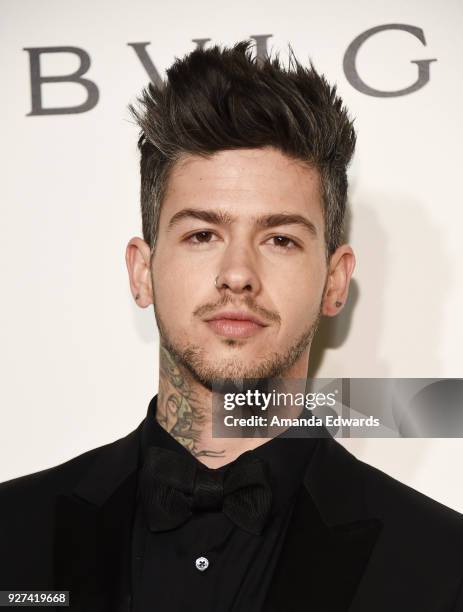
<box><xmin>140</xmin><ymin>394</ymin><xmax>321</xmax><ymax>518</ymax></box>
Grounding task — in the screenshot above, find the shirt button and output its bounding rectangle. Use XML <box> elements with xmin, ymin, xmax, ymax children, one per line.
<box><xmin>195</xmin><ymin>556</ymin><xmax>209</xmax><ymax>571</ymax></box>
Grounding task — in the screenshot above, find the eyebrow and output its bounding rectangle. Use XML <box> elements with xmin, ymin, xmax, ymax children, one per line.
<box><xmin>166</xmin><ymin>208</ymin><xmax>318</xmax><ymax>237</ymax></box>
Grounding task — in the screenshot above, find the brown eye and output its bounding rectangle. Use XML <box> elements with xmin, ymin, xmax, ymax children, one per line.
<box><xmin>270</xmin><ymin>235</ymin><xmax>298</xmax><ymax>249</ymax></box>
<box><xmin>188</xmin><ymin>231</ymin><xmax>214</xmax><ymax>243</ymax></box>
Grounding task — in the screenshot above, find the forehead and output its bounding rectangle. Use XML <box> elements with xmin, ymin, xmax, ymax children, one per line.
<box><xmin>163</xmin><ymin>147</ymin><xmax>323</xmax><ymax>219</ymax></box>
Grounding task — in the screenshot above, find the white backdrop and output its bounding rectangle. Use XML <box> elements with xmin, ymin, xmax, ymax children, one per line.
<box><xmin>2</xmin><ymin>0</ymin><xmax>463</xmax><ymax>511</ymax></box>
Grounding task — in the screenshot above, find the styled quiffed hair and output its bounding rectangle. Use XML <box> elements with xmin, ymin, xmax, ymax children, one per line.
<box><xmin>129</xmin><ymin>40</ymin><xmax>356</xmax><ymax>258</ymax></box>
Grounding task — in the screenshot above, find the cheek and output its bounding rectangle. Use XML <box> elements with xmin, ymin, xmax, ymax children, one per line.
<box><xmin>155</xmin><ymin>242</ymin><xmax>210</xmax><ymax>279</ymax></box>
<box><xmin>270</xmin><ymin>265</ymin><xmax>325</xmax><ymax>324</ymax></box>
<box><xmin>152</xmin><ymin>253</ymin><xmax>210</xmax><ymax>318</ymax></box>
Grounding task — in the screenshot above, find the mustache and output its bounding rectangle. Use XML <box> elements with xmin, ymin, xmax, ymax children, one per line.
<box><xmin>194</xmin><ymin>294</ymin><xmax>281</xmax><ymax>325</ymax></box>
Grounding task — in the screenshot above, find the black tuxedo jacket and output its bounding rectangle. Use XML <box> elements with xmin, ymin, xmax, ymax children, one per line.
<box><xmin>1</xmin><ymin>412</ymin><xmax>463</xmax><ymax>612</ymax></box>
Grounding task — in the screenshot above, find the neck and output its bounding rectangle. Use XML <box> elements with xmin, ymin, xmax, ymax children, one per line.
<box><xmin>156</xmin><ymin>345</ymin><xmax>310</xmax><ymax>468</ymax></box>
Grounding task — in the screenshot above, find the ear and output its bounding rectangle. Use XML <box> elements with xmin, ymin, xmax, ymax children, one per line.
<box><xmin>322</xmin><ymin>245</ymin><xmax>356</xmax><ymax>317</ymax></box>
<box><xmin>125</xmin><ymin>237</ymin><xmax>153</xmax><ymax>307</ymax></box>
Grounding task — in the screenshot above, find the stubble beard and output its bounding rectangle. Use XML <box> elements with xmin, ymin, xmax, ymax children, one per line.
<box><xmin>154</xmin><ymin>302</ymin><xmax>323</xmax><ymax>391</ymax></box>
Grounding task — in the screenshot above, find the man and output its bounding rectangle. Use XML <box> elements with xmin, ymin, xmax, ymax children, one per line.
<box><xmin>1</xmin><ymin>40</ymin><xmax>463</xmax><ymax>611</ymax></box>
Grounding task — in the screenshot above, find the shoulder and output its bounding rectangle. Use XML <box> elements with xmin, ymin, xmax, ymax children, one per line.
<box><xmin>321</xmin><ymin>436</ymin><xmax>463</xmax><ymax>527</ymax></box>
<box><xmin>322</xmin><ymin>440</ymin><xmax>463</xmax><ymax>610</ymax></box>
<box><xmin>0</xmin><ymin>424</ymin><xmax>142</xmax><ymax>586</ymax></box>
<box><xmin>350</xmin><ymin>447</ymin><xmax>463</xmax><ymax>607</ymax></box>
<box><xmin>0</xmin><ymin>430</ymin><xmax>135</xmax><ymax>510</ymax></box>
<box><xmin>356</xmin><ymin>450</ymin><xmax>463</xmax><ymax>531</ymax></box>
<box><xmin>345</xmin><ymin>443</ymin><xmax>463</xmax><ymax>584</ymax></box>
<box><xmin>313</xmin><ymin>436</ymin><xmax>463</xmax><ymax>554</ymax></box>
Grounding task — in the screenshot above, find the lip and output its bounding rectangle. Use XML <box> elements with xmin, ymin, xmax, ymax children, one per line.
<box><xmin>205</xmin><ymin>311</ymin><xmax>268</xmax><ymax>326</ymax></box>
<box><xmin>204</xmin><ymin>311</ymin><xmax>269</xmax><ymax>339</ymax></box>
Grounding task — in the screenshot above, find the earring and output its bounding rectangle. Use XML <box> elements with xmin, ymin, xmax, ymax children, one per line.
<box><xmin>214</xmin><ymin>276</ymin><xmax>219</xmax><ymax>288</ymax></box>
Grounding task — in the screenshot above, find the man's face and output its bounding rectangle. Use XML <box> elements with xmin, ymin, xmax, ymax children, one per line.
<box><xmin>150</xmin><ymin>146</ymin><xmax>328</xmax><ymax>386</ymax></box>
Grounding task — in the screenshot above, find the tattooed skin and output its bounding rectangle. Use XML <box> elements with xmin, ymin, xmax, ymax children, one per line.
<box><xmin>157</xmin><ymin>346</ymin><xmax>226</xmax><ymax>458</ymax></box>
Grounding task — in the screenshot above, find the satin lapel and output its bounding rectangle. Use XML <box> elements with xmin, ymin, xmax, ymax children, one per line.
<box><xmin>53</xmin><ymin>424</ymin><xmax>143</xmax><ymax>612</ymax></box>
<box><xmin>264</xmin><ymin>437</ymin><xmax>383</xmax><ymax>612</ymax></box>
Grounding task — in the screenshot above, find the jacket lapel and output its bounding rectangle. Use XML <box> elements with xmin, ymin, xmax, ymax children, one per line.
<box><xmin>53</xmin><ymin>423</ymin><xmax>143</xmax><ymax>612</ymax></box>
<box><xmin>52</xmin><ymin>411</ymin><xmax>382</xmax><ymax>612</ymax></box>
<box><xmin>264</xmin><ymin>436</ymin><xmax>383</xmax><ymax>611</ymax></box>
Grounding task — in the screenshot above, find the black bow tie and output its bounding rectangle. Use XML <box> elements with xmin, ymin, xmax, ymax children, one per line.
<box><xmin>138</xmin><ymin>445</ymin><xmax>273</xmax><ymax>535</ymax></box>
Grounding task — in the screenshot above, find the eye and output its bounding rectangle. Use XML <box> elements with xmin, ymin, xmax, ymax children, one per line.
<box><xmin>267</xmin><ymin>235</ymin><xmax>299</xmax><ymax>250</ymax></box>
<box><xmin>185</xmin><ymin>230</ymin><xmax>217</xmax><ymax>245</ymax></box>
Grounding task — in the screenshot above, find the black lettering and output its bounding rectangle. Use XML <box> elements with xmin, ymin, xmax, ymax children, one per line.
<box><xmin>24</xmin><ymin>46</ymin><xmax>99</xmax><ymax>115</ymax></box>
<box><xmin>343</xmin><ymin>24</ymin><xmax>436</xmax><ymax>97</ymax></box>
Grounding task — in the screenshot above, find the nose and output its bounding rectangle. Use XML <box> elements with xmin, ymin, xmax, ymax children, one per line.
<box><xmin>214</xmin><ymin>245</ymin><xmax>262</xmax><ymax>296</ymax></box>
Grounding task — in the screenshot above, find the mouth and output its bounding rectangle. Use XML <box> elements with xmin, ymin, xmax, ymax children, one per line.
<box><xmin>204</xmin><ymin>311</ymin><xmax>269</xmax><ymax>339</ymax></box>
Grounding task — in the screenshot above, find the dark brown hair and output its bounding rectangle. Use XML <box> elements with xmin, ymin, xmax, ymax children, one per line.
<box><xmin>129</xmin><ymin>40</ymin><xmax>356</xmax><ymax>258</ymax></box>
